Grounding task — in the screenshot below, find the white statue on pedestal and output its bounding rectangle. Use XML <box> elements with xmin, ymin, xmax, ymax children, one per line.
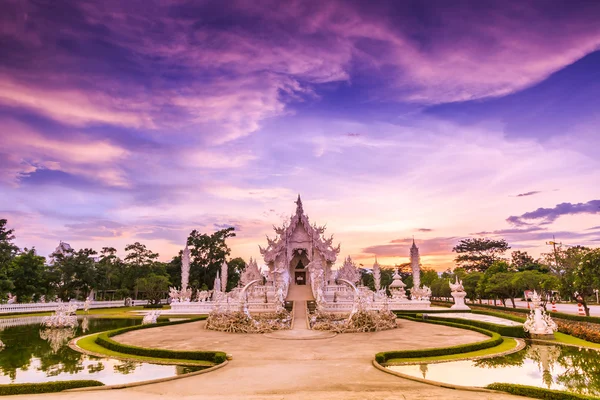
<box><xmin>389</xmin><ymin>269</ymin><xmax>407</xmax><ymax>299</ymax></box>
<box><xmin>142</xmin><ymin>310</ymin><xmax>161</xmax><ymax>325</ymax></box>
<box><xmin>449</xmin><ymin>276</ymin><xmax>470</xmax><ymax>310</ymax></box>
<box><xmin>524</xmin><ymin>290</ymin><xmax>557</xmax><ymax>337</ymax></box>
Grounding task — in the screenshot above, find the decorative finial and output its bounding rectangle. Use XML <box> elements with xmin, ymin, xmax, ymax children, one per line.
<box><xmin>295</xmin><ymin>194</ymin><xmax>303</xmax><ymax>215</ymax></box>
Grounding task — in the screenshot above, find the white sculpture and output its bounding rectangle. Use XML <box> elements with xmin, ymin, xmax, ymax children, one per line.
<box><xmin>410</xmin><ymin>239</ymin><xmax>421</xmax><ymax>289</ymax></box>
<box><xmin>41</xmin><ymin>302</ymin><xmax>79</xmax><ymax>329</ymax></box>
<box><xmin>373</xmin><ymin>258</ymin><xmax>381</xmax><ymax>291</ymax></box>
<box><xmin>83</xmin><ymin>297</ymin><xmax>91</xmax><ymax>313</ymax></box>
<box><xmin>142</xmin><ymin>310</ymin><xmax>161</xmax><ymax>325</ymax></box>
<box><xmin>7</xmin><ymin>293</ymin><xmax>16</xmax><ymax>304</ymax></box>
<box><xmin>169</xmin><ymin>244</ymin><xmax>192</xmax><ymax>302</ymax></box>
<box><xmin>196</xmin><ymin>290</ymin><xmax>212</xmax><ymax>302</ymax></box>
<box><xmin>389</xmin><ymin>268</ymin><xmax>407</xmax><ymax>299</ymax></box>
<box><xmin>240</xmin><ymin>257</ymin><xmax>262</xmax><ymax>286</ymax></box>
<box><xmin>181</xmin><ymin>244</ymin><xmax>190</xmax><ymax>291</ymax></box>
<box><xmin>524</xmin><ymin>290</ymin><xmax>557</xmax><ymax>337</ymax></box>
<box><xmin>221</xmin><ymin>261</ymin><xmax>228</xmax><ymax>292</ymax></box>
<box><xmin>337</xmin><ymin>256</ymin><xmax>360</xmax><ymax>286</ymax></box>
<box><xmin>449</xmin><ymin>276</ymin><xmax>470</xmax><ymax>310</ymax></box>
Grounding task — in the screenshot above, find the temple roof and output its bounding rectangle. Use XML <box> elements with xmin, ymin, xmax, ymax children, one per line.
<box><xmin>259</xmin><ymin>195</ymin><xmax>341</xmax><ymax>264</ymax></box>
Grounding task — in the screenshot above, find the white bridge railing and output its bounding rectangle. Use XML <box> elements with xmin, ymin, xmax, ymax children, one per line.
<box><xmin>0</xmin><ymin>300</ymin><xmax>130</xmax><ymax>315</ymax></box>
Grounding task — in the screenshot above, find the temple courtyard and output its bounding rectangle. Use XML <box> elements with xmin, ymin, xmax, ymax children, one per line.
<box><xmin>11</xmin><ymin>317</ymin><xmax>522</xmax><ymax>400</ymax></box>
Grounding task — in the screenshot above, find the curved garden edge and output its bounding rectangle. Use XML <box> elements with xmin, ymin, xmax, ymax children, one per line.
<box><xmin>372</xmin><ymin>359</ymin><xmax>499</xmax><ymax>394</ymax></box>
<box><xmin>383</xmin><ymin>338</ymin><xmax>526</xmax><ymax>366</ymax></box>
<box><xmin>64</xmin><ymin>360</ymin><xmax>228</xmax><ymax>392</ymax></box>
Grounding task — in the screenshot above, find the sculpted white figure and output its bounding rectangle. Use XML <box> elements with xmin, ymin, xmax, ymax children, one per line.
<box><xmin>337</xmin><ymin>256</ymin><xmax>360</xmax><ymax>286</ymax></box>
<box><xmin>449</xmin><ymin>276</ymin><xmax>470</xmax><ymax>310</ymax></box>
<box><xmin>142</xmin><ymin>310</ymin><xmax>161</xmax><ymax>325</ymax></box>
<box><xmin>523</xmin><ymin>290</ymin><xmax>557</xmax><ymax>336</ymax></box>
<box><xmin>41</xmin><ymin>302</ymin><xmax>78</xmax><ymax>329</ymax></box>
<box><xmin>372</xmin><ymin>258</ymin><xmax>381</xmax><ymax>291</ymax></box>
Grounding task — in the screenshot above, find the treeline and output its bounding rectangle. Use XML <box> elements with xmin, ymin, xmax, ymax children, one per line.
<box><xmin>360</xmin><ymin>238</ymin><xmax>600</xmax><ymax>317</ymax></box>
<box><xmin>0</xmin><ymin>219</ymin><xmax>245</xmax><ymax>304</ymax></box>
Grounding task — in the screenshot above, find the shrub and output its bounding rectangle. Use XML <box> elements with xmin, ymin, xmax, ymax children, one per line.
<box><xmin>486</xmin><ymin>383</ymin><xmax>599</xmax><ymax>400</ymax></box>
<box><xmin>376</xmin><ymin>316</ymin><xmax>502</xmax><ymax>363</ymax></box>
<box><xmin>557</xmin><ymin>320</ymin><xmax>600</xmax><ymax>344</ymax></box>
<box><xmin>0</xmin><ymin>380</ymin><xmax>104</xmax><ymax>395</ymax></box>
<box><xmin>94</xmin><ymin>317</ymin><xmax>227</xmax><ymax>364</ymax></box>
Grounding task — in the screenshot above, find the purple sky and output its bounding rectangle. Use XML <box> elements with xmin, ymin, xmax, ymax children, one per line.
<box><xmin>1</xmin><ymin>0</ymin><xmax>599</xmax><ymax>270</ymax></box>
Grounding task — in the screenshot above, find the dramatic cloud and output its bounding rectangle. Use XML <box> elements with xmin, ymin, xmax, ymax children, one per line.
<box><xmin>362</xmin><ymin>237</ymin><xmax>460</xmax><ymax>257</ymax></box>
<box><xmin>507</xmin><ymin>200</ymin><xmax>600</xmax><ymax>226</ymax></box>
<box><xmin>516</xmin><ymin>191</ymin><xmax>542</xmax><ymax>197</ymax></box>
<box><xmin>1</xmin><ymin>1</ymin><xmax>599</xmax><ymax>267</ymax></box>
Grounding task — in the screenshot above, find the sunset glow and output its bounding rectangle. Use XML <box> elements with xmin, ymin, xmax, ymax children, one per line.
<box><xmin>1</xmin><ymin>1</ymin><xmax>599</xmax><ymax>270</ymax></box>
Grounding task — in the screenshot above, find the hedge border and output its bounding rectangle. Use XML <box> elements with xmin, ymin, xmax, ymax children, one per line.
<box><xmin>95</xmin><ymin>317</ymin><xmax>227</xmax><ymax>364</ymax></box>
<box><xmin>487</xmin><ymin>383</ymin><xmax>600</xmax><ymax>400</ymax></box>
<box><xmin>376</xmin><ymin>315</ymin><xmax>503</xmax><ymax>363</ymax></box>
<box><xmin>0</xmin><ymin>380</ymin><xmax>104</xmax><ymax>396</ymax></box>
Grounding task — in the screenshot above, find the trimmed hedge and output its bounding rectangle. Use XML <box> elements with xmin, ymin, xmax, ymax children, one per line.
<box><xmin>422</xmin><ymin>315</ymin><xmax>526</xmax><ymax>338</ymax></box>
<box><xmin>95</xmin><ymin>317</ymin><xmax>227</xmax><ymax>364</ymax></box>
<box><xmin>376</xmin><ymin>315</ymin><xmax>503</xmax><ymax>363</ymax></box>
<box><xmin>0</xmin><ymin>380</ymin><xmax>104</xmax><ymax>395</ymax></box>
<box><xmin>487</xmin><ymin>383</ymin><xmax>600</xmax><ymax>400</ymax></box>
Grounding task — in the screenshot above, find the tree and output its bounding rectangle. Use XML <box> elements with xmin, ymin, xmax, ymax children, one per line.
<box><xmin>226</xmin><ymin>257</ymin><xmax>245</xmax><ymax>291</ymax></box>
<box><xmin>50</xmin><ymin>247</ymin><xmax>98</xmax><ymax>300</ymax></box>
<box><xmin>511</xmin><ymin>250</ymin><xmax>548</xmax><ymax>272</ymax></box>
<box><xmin>420</xmin><ymin>268</ymin><xmax>439</xmax><ymax>287</ymax></box>
<box><xmin>124</xmin><ymin>242</ymin><xmax>159</xmax><ymax>298</ymax></box>
<box><xmin>461</xmin><ymin>272</ymin><xmax>482</xmax><ymax>302</ymax></box>
<box><xmin>96</xmin><ymin>247</ymin><xmax>124</xmax><ymax>297</ymax></box>
<box><xmin>136</xmin><ymin>274</ymin><xmax>169</xmax><ymax>305</ymax></box>
<box><xmin>475</xmin><ymin>260</ymin><xmax>510</xmax><ymax>305</ymax></box>
<box><xmin>0</xmin><ymin>219</ymin><xmax>18</xmax><ymax>300</ymax></box>
<box><xmin>514</xmin><ymin>270</ymin><xmax>559</xmax><ymax>308</ymax></box>
<box><xmin>485</xmin><ymin>272</ymin><xmax>524</xmax><ymax>307</ymax></box>
<box><xmin>557</xmin><ymin>247</ymin><xmax>600</xmax><ymax>316</ymax></box>
<box><xmin>10</xmin><ymin>248</ymin><xmax>47</xmax><ymax>302</ymax></box>
<box><xmin>452</xmin><ymin>238</ymin><xmax>510</xmax><ymax>272</ymax></box>
<box><xmin>187</xmin><ymin>227</ymin><xmax>236</xmax><ymax>290</ymax></box>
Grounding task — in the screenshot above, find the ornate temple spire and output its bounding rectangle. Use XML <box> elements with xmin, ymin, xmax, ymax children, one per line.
<box><xmin>295</xmin><ymin>194</ymin><xmax>304</xmax><ymax>215</ymax></box>
<box><xmin>410</xmin><ymin>238</ymin><xmax>421</xmax><ymax>289</ymax></box>
<box><xmin>373</xmin><ymin>257</ymin><xmax>381</xmax><ymax>291</ymax></box>
<box><xmin>181</xmin><ymin>244</ymin><xmax>191</xmax><ymax>291</ymax></box>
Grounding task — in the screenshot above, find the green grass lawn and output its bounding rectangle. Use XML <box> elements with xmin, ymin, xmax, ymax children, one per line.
<box><xmin>554</xmin><ymin>332</ymin><xmax>600</xmax><ymax>349</ymax></box>
<box><xmin>76</xmin><ymin>334</ymin><xmax>214</xmax><ymax>367</ymax></box>
<box><xmin>385</xmin><ymin>337</ymin><xmax>519</xmax><ymax>364</ymax></box>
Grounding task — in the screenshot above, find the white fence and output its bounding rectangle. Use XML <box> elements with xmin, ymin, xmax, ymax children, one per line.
<box><xmin>0</xmin><ymin>300</ymin><xmax>129</xmax><ymax>315</ymax></box>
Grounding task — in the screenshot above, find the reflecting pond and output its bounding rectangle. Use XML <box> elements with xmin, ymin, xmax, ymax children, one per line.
<box><xmin>388</xmin><ymin>342</ymin><xmax>600</xmax><ymax>396</ymax></box>
<box><xmin>0</xmin><ymin>317</ymin><xmax>205</xmax><ymax>385</ymax></box>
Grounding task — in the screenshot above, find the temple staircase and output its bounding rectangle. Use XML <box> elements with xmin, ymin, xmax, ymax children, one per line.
<box><xmin>286</xmin><ymin>284</ymin><xmax>314</xmax><ymax>301</ymax></box>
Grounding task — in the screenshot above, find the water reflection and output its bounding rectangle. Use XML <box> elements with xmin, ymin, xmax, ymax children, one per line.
<box><xmin>388</xmin><ymin>342</ymin><xmax>600</xmax><ymax>396</ymax></box>
<box><xmin>0</xmin><ymin>317</ymin><xmax>205</xmax><ymax>385</ymax></box>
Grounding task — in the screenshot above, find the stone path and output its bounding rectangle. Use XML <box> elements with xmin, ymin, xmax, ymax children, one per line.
<box><xmin>11</xmin><ymin>318</ymin><xmax>528</xmax><ymax>400</ymax></box>
<box><xmin>265</xmin><ymin>301</ymin><xmax>335</xmax><ymax>339</ymax></box>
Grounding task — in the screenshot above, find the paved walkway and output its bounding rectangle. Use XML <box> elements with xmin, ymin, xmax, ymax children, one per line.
<box><xmin>479</xmin><ymin>300</ymin><xmax>600</xmax><ymax>316</ymax></box>
<box><xmin>12</xmin><ymin>318</ymin><xmax>525</xmax><ymax>400</ymax></box>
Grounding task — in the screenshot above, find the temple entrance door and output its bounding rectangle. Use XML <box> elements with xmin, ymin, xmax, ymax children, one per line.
<box><xmin>295</xmin><ymin>271</ymin><xmax>306</xmax><ymax>285</ymax></box>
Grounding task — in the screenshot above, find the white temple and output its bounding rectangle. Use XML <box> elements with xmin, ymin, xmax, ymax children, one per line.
<box><xmin>168</xmin><ymin>195</ymin><xmax>430</xmax><ymax>314</ymax></box>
